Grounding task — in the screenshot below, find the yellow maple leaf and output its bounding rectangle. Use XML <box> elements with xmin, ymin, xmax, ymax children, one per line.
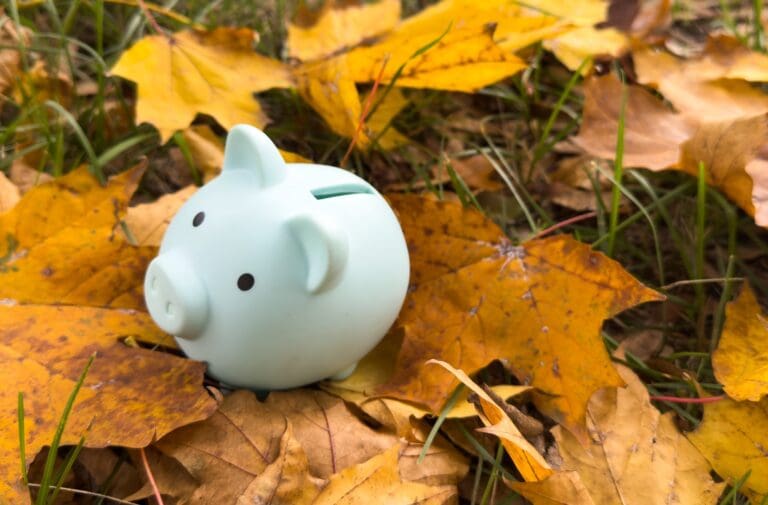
<box><xmin>713</xmin><ymin>284</ymin><xmax>768</xmax><ymax>401</ymax></box>
<box><xmin>377</xmin><ymin>194</ymin><xmax>663</xmax><ymax>441</ymax></box>
<box><xmin>111</xmin><ymin>27</ymin><xmax>294</xmax><ymax>142</ymax></box>
<box><xmin>286</xmin><ymin>0</ymin><xmax>402</xmax><ymax>61</ymax></box>
<box><xmin>688</xmin><ymin>397</ymin><xmax>768</xmax><ymax>501</ymax></box>
<box><xmin>0</xmin><ymin>164</ymin><xmax>154</xmax><ymax>309</ymax></box>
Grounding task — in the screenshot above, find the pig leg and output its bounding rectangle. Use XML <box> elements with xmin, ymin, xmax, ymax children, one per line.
<box><xmin>329</xmin><ymin>362</ymin><xmax>357</xmax><ymax>381</ymax></box>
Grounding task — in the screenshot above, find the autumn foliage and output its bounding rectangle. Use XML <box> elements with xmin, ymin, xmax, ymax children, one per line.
<box><xmin>2</xmin><ymin>0</ymin><xmax>768</xmax><ymax>504</ymax></box>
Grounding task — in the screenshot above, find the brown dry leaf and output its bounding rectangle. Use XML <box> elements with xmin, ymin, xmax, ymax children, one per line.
<box><xmin>0</xmin><ymin>164</ymin><xmax>155</xmax><ymax>309</ymax></box>
<box><xmin>571</xmin><ymin>74</ymin><xmax>694</xmax><ymax>170</ymax></box>
<box><xmin>154</xmin><ymin>390</ymin><xmax>299</xmax><ymax>503</ymax></box>
<box><xmin>237</xmin><ymin>424</ymin><xmax>325</xmax><ymax>505</ymax></box>
<box><xmin>636</xmin><ymin>36</ymin><xmax>768</xmax><ymax>120</ymax></box>
<box><xmin>712</xmin><ymin>283</ymin><xmax>768</xmax><ymax>401</ymax></box>
<box><xmin>512</xmin><ymin>363</ymin><xmax>724</xmax><ymax>504</ymax></box>
<box><xmin>687</xmin><ymin>397</ymin><xmax>768</xmax><ymax>501</ymax></box>
<box><xmin>324</xmin><ymin>330</ymin><xmax>528</xmax><ymax>444</ymax></box>
<box><xmin>444</xmin><ymin>154</ymin><xmax>504</xmax><ymax>193</ymax></box>
<box><xmin>0</xmin><ymin>13</ymin><xmax>30</xmax><ymax>94</ymax></box>
<box><xmin>0</xmin><ymin>171</ymin><xmax>20</xmax><ymax>211</ymax></box>
<box><xmin>265</xmin><ymin>389</ymin><xmax>400</xmax><ymax>478</ymax></box>
<box><xmin>313</xmin><ymin>445</ymin><xmax>457</xmax><ymax>505</ymax></box>
<box><xmin>679</xmin><ymin>114</ymin><xmax>767</xmax><ymax>218</ymax></box>
<box><xmin>571</xmin><ymin>73</ymin><xmax>768</xmax><ymax>227</ymax></box>
<box><xmin>378</xmin><ymin>194</ymin><xmax>663</xmax><ymax>440</ymax></box>
<box><xmin>156</xmin><ymin>389</ymin><xmax>397</xmax><ymax>496</ymax></box>
<box><xmin>110</xmin><ymin>28</ymin><xmax>294</xmax><ymax>142</ymax></box>
<box><xmin>509</xmin><ymin>471</ymin><xmax>596</xmax><ymax>505</ymax></box>
<box><xmin>1</xmin><ymin>304</ymin><xmax>215</xmax><ymax>504</ymax></box>
<box><xmin>548</xmin><ymin>155</ymin><xmax>614</xmax><ymax>212</ymax></box>
<box><xmin>9</xmin><ymin>160</ymin><xmax>53</xmax><ymax>193</ymax></box>
<box><xmin>287</xmin><ymin>0</ymin><xmax>402</xmax><ymax>61</ymax></box>
<box><xmin>157</xmin><ymin>389</ymin><xmax>467</xmax><ymax>503</ymax></box>
<box><xmin>430</xmin><ymin>360</ymin><xmax>552</xmax><ymax>482</ymax></box>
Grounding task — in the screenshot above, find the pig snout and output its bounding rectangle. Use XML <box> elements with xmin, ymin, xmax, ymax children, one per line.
<box><xmin>144</xmin><ymin>250</ymin><xmax>209</xmax><ymax>338</ymax></box>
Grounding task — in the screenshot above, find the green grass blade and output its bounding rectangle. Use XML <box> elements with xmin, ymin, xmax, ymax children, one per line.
<box><xmin>47</xmin><ymin>434</ymin><xmax>87</xmax><ymax>505</ymax></box>
<box><xmin>18</xmin><ymin>392</ymin><xmax>28</xmax><ymax>486</ymax></box>
<box><xmin>606</xmin><ymin>76</ymin><xmax>627</xmax><ymax>257</ymax></box>
<box><xmin>417</xmin><ymin>384</ymin><xmax>464</xmax><ymax>464</ymax></box>
<box><xmin>36</xmin><ymin>355</ymin><xmax>94</xmax><ymax>505</ymax></box>
<box><xmin>44</xmin><ymin>100</ymin><xmax>103</xmax><ymax>183</ymax></box>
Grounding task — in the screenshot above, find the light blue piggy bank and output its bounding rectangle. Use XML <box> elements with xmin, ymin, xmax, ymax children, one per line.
<box><xmin>144</xmin><ymin>125</ymin><xmax>409</xmax><ymax>390</ymax></box>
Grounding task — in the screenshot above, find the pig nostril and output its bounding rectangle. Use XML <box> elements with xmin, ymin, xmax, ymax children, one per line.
<box><xmin>165</xmin><ymin>301</ymin><xmax>174</xmax><ymax>316</ymax></box>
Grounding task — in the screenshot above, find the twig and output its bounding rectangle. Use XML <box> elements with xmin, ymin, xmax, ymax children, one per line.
<box><xmin>531</xmin><ymin>211</ymin><xmax>597</xmax><ymax>240</ymax></box>
<box><xmin>341</xmin><ymin>55</ymin><xmax>390</xmax><ymax>167</ymax></box>
<box><xmin>140</xmin><ymin>447</ymin><xmax>165</xmax><ymax>505</ymax></box>
<box><xmin>136</xmin><ymin>0</ymin><xmax>165</xmax><ymax>35</ymax></box>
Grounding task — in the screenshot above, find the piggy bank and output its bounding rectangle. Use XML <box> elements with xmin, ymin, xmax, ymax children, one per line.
<box><xmin>143</xmin><ymin>125</ymin><xmax>409</xmax><ymax>390</ymax></box>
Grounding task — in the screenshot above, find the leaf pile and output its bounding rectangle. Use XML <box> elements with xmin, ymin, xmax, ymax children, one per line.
<box><xmin>3</xmin><ymin>1</ymin><xmax>768</xmax><ymax>504</ymax></box>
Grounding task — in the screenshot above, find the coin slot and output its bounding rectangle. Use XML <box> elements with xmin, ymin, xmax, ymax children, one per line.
<box><xmin>311</xmin><ymin>183</ymin><xmax>373</xmax><ymax>200</ymax></box>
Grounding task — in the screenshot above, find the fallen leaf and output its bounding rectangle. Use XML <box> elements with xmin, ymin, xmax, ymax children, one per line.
<box><xmin>543</xmin><ymin>25</ymin><xmax>626</xmax><ymax>71</ymax></box>
<box><xmin>688</xmin><ymin>397</ymin><xmax>768</xmax><ymax>500</ymax></box>
<box><xmin>1</xmin><ymin>304</ymin><xmax>215</xmax><ymax>504</ymax></box>
<box><xmin>323</xmin><ymin>330</ymin><xmax>529</xmax><ymax>439</ymax></box>
<box><xmin>512</xmin><ymin>363</ymin><xmax>724</xmax><ymax>504</ymax></box>
<box><xmin>571</xmin><ymin>74</ymin><xmax>694</xmax><ymax>171</ymax></box>
<box><xmin>12</xmin><ymin>59</ymin><xmax>73</xmax><ymax>109</ymax></box>
<box><xmin>635</xmin><ymin>43</ymin><xmax>768</xmax><ymax>122</ymax></box>
<box><xmin>445</xmin><ymin>154</ymin><xmax>504</xmax><ymax>193</ymax></box>
<box><xmin>265</xmin><ymin>389</ymin><xmax>400</xmax><ymax>478</ymax></box>
<box><xmin>296</xmin><ymin>57</ymin><xmax>368</xmax><ymax>145</ymax></box>
<box><xmin>0</xmin><ymin>164</ymin><xmax>155</xmax><ymax>310</ymax></box>
<box><xmin>313</xmin><ymin>445</ymin><xmax>457</xmax><ymax>505</ymax></box>
<box><xmin>509</xmin><ymin>472</ymin><xmax>595</xmax><ymax>505</ymax></box>
<box><xmin>571</xmin><ymin>73</ymin><xmax>768</xmax><ymax>227</ymax></box>
<box><xmin>154</xmin><ymin>390</ymin><xmax>300</xmax><ymax>503</ymax></box>
<box><xmin>548</xmin><ymin>155</ymin><xmax>614</xmax><ymax>212</ymax></box>
<box><xmin>286</xmin><ymin>0</ymin><xmax>402</xmax><ymax>61</ymax></box>
<box><xmin>380</xmin><ymin>194</ymin><xmax>663</xmax><ymax>440</ymax></box>
<box><xmin>0</xmin><ymin>171</ymin><xmax>20</xmax><ymax>211</ymax></box>
<box><xmin>237</xmin><ymin>423</ymin><xmax>325</xmax><ymax>505</ymax></box>
<box><xmin>111</xmin><ymin>28</ymin><xmax>294</xmax><ymax>142</ymax></box>
<box><xmin>430</xmin><ymin>360</ymin><xmax>552</xmax><ymax>482</ymax></box>
<box><xmin>157</xmin><ymin>389</ymin><xmax>397</xmax><ymax>488</ymax></box>
<box><xmin>0</xmin><ymin>15</ymin><xmax>29</xmax><ymax>93</ymax></box>
<box><xmin>518</xmin><ymin>0</ymin><xmax>627</xmax><ymax>70</ymax></box>
<box><xmin>125</xmin><ymin>185</ymin><xmax>198</xmax><ymax>246</ymax></box>
<box><xmin>9</xmin><ymin>160</ymin><xmax>53</xmax><ymax>193</ymax></box>
<box><xmin>181</xmin><ymin>125</ymin><xmax>227</xmax><ymax>182</ymax></box>
<box><xmin>713</xmin><ymin>283</ymin><xmax>768</xmax><ymax>401</ymax></box>
<box><xmin>679</xmin><ymin>114</ymin><xmax>767</xmax><ymax>218</ymax></box>
<box><xmin>341</xmin><ymin>24</ymin><xmax>527</xmax><ymax>92</ymax></box>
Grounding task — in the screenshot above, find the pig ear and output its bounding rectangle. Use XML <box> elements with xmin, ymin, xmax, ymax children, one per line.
<box><xmin>286</xmin><ymin>213</ymin><xmax>348</xmax><ymax>293</ymax></box>
<box><xmin>223</xmin><ymin>124</ymin><xmax>285</xmax><ymax>187</ymax></box>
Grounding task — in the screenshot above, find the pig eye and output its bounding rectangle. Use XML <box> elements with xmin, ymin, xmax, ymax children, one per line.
<box><xmin>192</xmin><ymin>212</ymin><xmax>205</xmax><ymax>227</ymax></box>
<box><xmin>237</xmin><ymin>273</ymin><xmax>255</xmax><ymax>291</ymax></box>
